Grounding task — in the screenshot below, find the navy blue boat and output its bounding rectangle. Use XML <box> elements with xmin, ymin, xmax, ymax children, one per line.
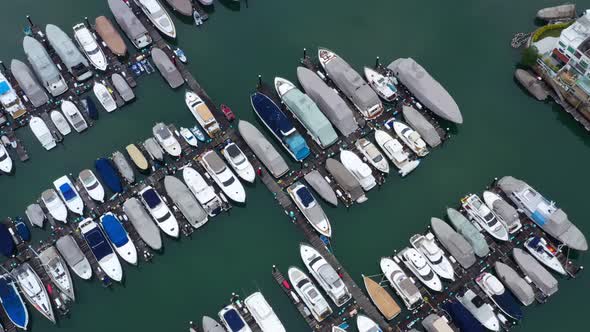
<box><xmin>442</xmin><ymin>300</ymin><xmax>485</xmax><ymax>332</ymax></box>
<box><xmin>0</xmin><ymin>223</ymin><xmax>15</xmax><ymax>257</ymax></box>
<box><xmin>476</xmin><ymin>272</ymin><xmax>523</xmax><ymax>320</ymax></box>
<box><xmin>14</xmin><ymin>217</ymin><xmax>31</xmax><ymax>242</ymax></box>
<box><xmin>85</xmin><ymin>96</ymin><xmax>99</xmax><ymax>120</ymax></box>
<box><xmin>0</xmin><ymin>275</ymin><xmax>29</xmax><ymax>329</ymax></box>
<box><xmin>250</xmin><ymin>92</ymin><xmax>310</xmax><ymax>161</ymax></box>
<box><xmin>95</xmin><ymin>158</ymin><xmax>123</xmax><ymax>193</ymax></box>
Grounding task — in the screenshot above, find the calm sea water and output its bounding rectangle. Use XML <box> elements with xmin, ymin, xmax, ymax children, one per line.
<box><xmin>0</xmin><ymin>0</ymin><xmax>588</xmax><ymax>331</ymax></box>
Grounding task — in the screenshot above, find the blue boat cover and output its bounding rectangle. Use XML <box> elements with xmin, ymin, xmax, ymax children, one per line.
<box><xmin>0</xmin><ymin>81</ymin><xmax>10</xmax><ymax>95</ymax></box>
<box><xmin>101</xmin><ymin>214</ymin><xmax>129</xmax><ymax>247</ymax></box>
<box><xmin>0</xmin><ymin>276</ymin><xmax>28</xmax><ymax>328</ymax></box>
<box><xmin>95</xmin><ymin>158</ymin><xmax>123</xmax><ymax>193</ymax></box>
<box><xmin>142</xmin><ymin>189</ymin><xmax>161</xmax><ymax>209</ymax></box>
<box><xmin>492</xmin><ymin>292</ymin><xmax>523</xmax><ymax>320</ymax></box>
<box><xmin>531</xmin><ymin>210</ymin><xmax>546</xmax><ymax>226</ymax></box>
<box><xmin>223</xmin><ymin>308</ymin><xmax>245</xmax><ymax>331</ymax></box>
<box><xmin>251</xmin><ymin>92</ymin><xmax>310</xmax><ymax>160</ymax></box>
<box><xmin>0</xmin><ymin>223</ymin><xmax>15</xmax><ymax>257</ymax></box>
<box><xmin>59</xmin><ymin>183</ymin><xmax>77</xmax><ymax>201</ymax></box>
<box><xmin>15</xmin><ymin>220</ymin><xmax>31</xmax><ymax>242</ymax></box>
<box><xmin>296</xmin><ymin>186</ymin><xmax>314</xmax><ymax>208</ymax></box>
<box><xmin>83</xmin><ymin>226</ymin><xmax>113</xmax><ymax>261</ymax></box>
<box><xmin>442</xmin><ymin>301</ymin><xmax>484</xmax><ymax>332</ymax></box>
<box><xmin>85</xmin><ymin>97</ymin><xmax>99</xmax><ymax>120</ymax></box>
<box><xmin>528</xmin><ymin>236</ymin><xmax>541</xmax><ymax>249</ymax></box>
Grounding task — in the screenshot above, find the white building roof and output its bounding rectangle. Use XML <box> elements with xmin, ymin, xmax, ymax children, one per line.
<box><xmin>561</xmin><ymin>11</ymin><xmax>590</xmax><ymax>49</ymax></box>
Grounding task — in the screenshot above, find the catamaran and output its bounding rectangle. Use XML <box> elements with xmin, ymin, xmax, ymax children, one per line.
<box><xmin>287</xmin><ymin>182</ymin><xmax>331</xmax><ymax>237</ymax></box>
<box><xmin>53</xmin><ymin>175</ymin><xmax>84</xmax><ymax>215</ymax></box>
<box><xmin>300</xmin><ymin>244</ymin><xmax>351</xmax><ymax>306</ymax></box>
<box><xmin>139</xmin><ymin>186</ymin><xmax>180</xmax><ymax>238</ymax></box>
<box><xmin>100</xmin><ymin>213</ymin><xmax>138</xmax><ymax>265</ymax></box>
<box><xmin>185</xmin><ymin>91</ymin><xmax>221</xmax><ymax>138</ymax></box>
<box><xmin>221</xmin><ymin>142</ymin><xmax>255</xmax><ymax>183</ymax></box>
<box><xmin>199</xmin><ymin>150</ymin><xmax>246</xmax><ymax>203</ymax></box>
<box><xmin>374</xmin><ymin>129</ymin><xmax>419</xmax><ymax>176</ymax></box>
<box><xmin>153</xmin><ymin>122</ymin><xmax>182</xmax><ymax>157</ymax></box>
<box><xmin>73</xmin><ymin>23</ymin><xmax>108</xmax><ymax>71</ymax></box>
<box><xmin>14</xmin><ymin>262</ymin><xmax>55</xmax><ymax>323</ymax></box>
<box><xmin>61</xmin><ymin>100</ymin><xmax>88</xmax><ymax>132</ymax></box>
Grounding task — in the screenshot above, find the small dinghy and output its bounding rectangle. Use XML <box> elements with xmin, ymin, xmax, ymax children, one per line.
<box><xmin>190</xmin><ymin>125</ymin><xmax>206</xmax><ymax>142</ymax></box>
<box><xmin>93</xmin><ymin>82</ymin><xmax>117</xmax><ymax>112</ymax></box>
<box><xmin>180</xmin><ymin>127</ymin><xmax>198</xmax><ymax>147</ymax></box>
<box><xmin>173</xmin><ymin>48</ymin><xmax>187</xmax><ymax>63</ymax></box>
<box><xmin>50</xmin><ymin>110</ymin><xmax>71</xmax><ymax>136</ymax></box>
<box><xmin>25</xmin><ymin>204</ymin><xmax>45</xmax><ymax>228</ymax></box>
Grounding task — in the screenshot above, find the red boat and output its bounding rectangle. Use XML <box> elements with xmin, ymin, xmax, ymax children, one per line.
<box><xmin>221</xmin><ymin>104</ymin><xmax>235</xmax><ymax>121</ymax></box>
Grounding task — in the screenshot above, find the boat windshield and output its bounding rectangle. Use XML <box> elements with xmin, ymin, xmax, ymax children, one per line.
<box><xmin>156</xmin><ymin>126</ymin><xmax>172</xmax><ymax>139</ymax></box>
<box><xmin>142</xmin><ymin>189</ymin><xmax>161</xmax><ymax>209</ymax></box>
<box><xmin>226</xmin><ymin>144</ymin><xmax>245</xmax><ymax>165</ymax></box>
<box><xmin>223</xmin><ymin>309</ymin><xmax>245</xmax><ymax>330</ymax></box>
<box><xmin>59</xmin><ymin>183</ymin><xmax>77</xmax><ymax>201</ymax></box>
<box><xmin>222</xmin><ymin>176</ymin><xmax>235</xmax><ymax>187</ymax></box>
<box><xmin>156</xmin><ymin>211</ymin><xmax>171</xmax><ymax>223</ymax></box>
<box><xmin>296</xmin><ymin>186</ymin><xmax>315</xmax><ymax>208</ymax></box>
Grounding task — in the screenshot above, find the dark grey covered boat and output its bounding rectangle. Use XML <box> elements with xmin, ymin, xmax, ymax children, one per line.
<box><xmin>123</xmin><ymin>197</ymin><xmax>162</xmax><ymax>250</ymax></box>
<box><xmin>111</xmin><ymin>73</ymin><xmax>135</xmax><ymax>102</ymax></box>
<box><xmin>163</xmin><ymin>176</ymin><xmax>208</xmax><ymax>229</ymax></box>
<box><xmin>238</xmin><ymin>120</ymin><xmax>289</xmax><ymax>178</ymax></box>
<box><xmin>494</xmin><ymin>261</ymin><xmax>535</xmax><ymax>306</ymax></box>
<box><xmin>430</xmin><ymin>217</ymin><xmax>476</xmax><ymax>269</ymax></box>
<box><xmin>402</xmin><ymin>105</ymin><xmax>441</xmax><ymax>148</ymax></box>
<box><xmin>25</xmin><ymin>204</ymin><xmax>45</xmax><ymax>228</ymax></box>
<box><xmin>297</xmin><ymin>67</ymin><xmax>359</xmax><ymax>136</ymax></box>
<box><xmin>108</xmin><ymin>0</ymin><xmax>152</xmax><ymax>49</ymax></box>
<box><xmin>514</xmin><ymin>69</ymin><xmax>548</xmax><ymax>101</ymax></box>
<box><xmin>304</xmin><ymin>170</ymin><xmax>338</xmax><ymax>206</ymax></box>
<box><xmin>10</xmin><ymin>59</ymin><xmax>49</xmax><ymax>107</ymax></box>
<box><xmin>112</xmin><ymin>151</ymin><xmax>135</xmax><ymax>183</ymax></box>
<box><xmin>325</xmin><ymin>158</ymin><xmax>366</xmax><ymax>203</ymax></box>
<box><xmin>151</xmin><ymin>47</ymin><xmax>184</xmax><ymax>88</ymax></box>
<box><xmin>513</xmin><ymin>248</ymin><xmax>558</xmax><ymax>296</ymax></box>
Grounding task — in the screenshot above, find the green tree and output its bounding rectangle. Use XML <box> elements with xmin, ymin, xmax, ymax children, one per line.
<box><xmin>521</xmin><ymin>46</ymin><xmax>539</xmax><ymax>68</ymax></box>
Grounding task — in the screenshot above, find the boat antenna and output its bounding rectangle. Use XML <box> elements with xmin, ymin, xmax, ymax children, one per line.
<box><xmin>375</xmin><ymin>56</ymin><xmax>380</xmax><ymax>68</ymax></box>
<box><xmin>84</xmin><ymin>16</ymin><xmax>90</xmax><ymax>27</ymax></box>
<box><xmin>26</xmin><ymin>15</ymin><xmax>33</xmax><ymax>26</ymax></box>
<box><xmin>0</xmin><ymin>61</ymin><xmax>5</xmax><ymax>73</ymax></box>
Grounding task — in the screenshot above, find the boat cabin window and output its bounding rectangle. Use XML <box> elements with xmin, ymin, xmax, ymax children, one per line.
<box><xmin>59</xmin><ymin>184</ymin><xmax>77</xmax><ymax>201</ymax></box>
<box><xmin>226</xmin><ymin>145</ymin><xmax>245</xmax><ymax>165</ymax></box>
<box><xmin>156</xmin><ymin>212</ymin><xmax>172</xmax><ymax>223</ymax></box>
<box><xmin>222</xmin><ymin>177</ymin><xmax>235</xmax><ymax>187</ymax></box>
<box><xmin>471</xmin><ymin>295</ymin><xmax>485</xmax><ymax>308</ymax></box>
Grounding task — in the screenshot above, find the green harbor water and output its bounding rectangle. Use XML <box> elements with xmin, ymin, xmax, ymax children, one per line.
<box><xmin>1</xmin><ymin>0</ymin><xmax>589</xmax><ymax>331</ymax></box>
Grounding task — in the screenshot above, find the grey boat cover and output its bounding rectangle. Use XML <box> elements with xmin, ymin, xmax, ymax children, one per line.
<box><xmin>25</xmin><ymin>204</ymin><xmax>45</xmax><ymax>228</ymax></box>
<box><xmin>123</xmin><ymin>198</ymin><xmax>163</xmax><ymax>250</ymax></box>
<box><xmin>514</xmin><ymin>69</ymin><xmax>548</xmax><ymax>101</ymax></box>
<box><xmin>108</xmin><ymin>0</ymin><xmax>151</xmax><ymax>49</ymax></box>
<box><xmin>22</xmin><ymin>36</ymin><xmax>67</xmax><ymax>96</ymax></box>
<box><xmin>165</xmin><ymin>0</ymin><xmax>193</xmax><ymax>16</ymax></box>
<box><xmin>422</xmin><ymin>313</ymin><xmax>453</xmax><ymax>332</ymax></box>
<box><xmin>320</xmin><ymin>49</ymin><xmax>382</xmax><ymax>117</ymax></box>
<box><xmin>537</xmin><ymin>4</ymin><xmax>576</xmax><ymax>20</ymax></box>
<box><xmin>297</xmin><ymin>67</ymin><xmax>358</xmax><ymax>136</ymax></box>
<box><xmin>513</xmin><ymin>248</ymin><xmax>558</xmax><ymax>296</ymax></box>
<box><xmin>112</xmin><ymin>151</ymin><xmax>135</xmax><ymax>183</ymax></box>
<box><xmin>111</xmin><ymin>73</ymin><xmax>135</xmax><ymax>102</ymax></box>
<box><xmin>489</xmin><ymin>196</ymin><xmax>520</xmax><ymax>230</ymax></box>
<box><xmin>163</xmin><ymin>176</ymin><xmax>208</xmax><ymax>229</ymax></box>
<box><xmin>430</xmin><ymin>217</ymin><xmax>476</xmax><ymax>269</ymax></box>
<box><xmin>498</xmin><ymin>176</ymin><xmax>588</xmax><ymax>251</ymax></box>
<box><xmin>494</xmin><ymin>261</ymin><xmax>535</xmax><ymax>306</ymax></box>
<box><xmin>402</xmin><ymin>105</ymin><xmax>441</xmax><ymax>147</ymax></box>
<box><xmin>202</xmin><ymin>316</ymin><xmax>225</xmax><ymax>332</ymax></box>
<box><xmin>325</xmin><ymin>158</ymin><xmax>364</xmax><ymax>202</ymax></box>
<box><xmin>388</xmin><ymin>58</ymin><xmax>463</xmax><ymax>124</ymax></box>
<box><xmin>45</xmin><ymin>24</ymin><xmax>90</xmax><ymax>76</ymax></box>
<box><xmin>55</xmin><ymin>235</ymin><xmax>86</xmax><ymax>269</ymax></box>
<box><xmin>238</xmin><ymin>120</ymin><xmax>289</xmax><ymax>178</ymax></box>
<box><xmin>446</xmin><ymin>208</ymin><xmax>490</xmax><ymax>257</ymax></box>
<box><xmin>38</xmin><ymin>246</ymin><xmax>75</xmax><ymax>300</ymax></box>
<box><xmin>304</xmin><ymin>170</ymin><xmax>338</xmax><ymax>206</ymax></box>
<box><xmin>10</xmin><ymin>59</ymin><xmax>49</xmax><ymax>107</ymax></box>
<box><xmin>151</xmin><ymin>48</ymin><xmax>184</xmax><ymax>88</ymax></box>
<box><xmin>144</xmin><ymin>137</ymin><xmax>164</xmax><ymax>161</ymax></box>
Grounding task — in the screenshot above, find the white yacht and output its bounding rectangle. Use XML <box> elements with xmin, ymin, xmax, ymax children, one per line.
<box><xmin>244</xmin><ymin>292</ymin><xmax>286</xmax><ymax>332</ymax></box>
<box><xmin>53</xmin><ymin>175</ymin><xmax>84</xmax><ymax>215</ymax></box>
<box><xmin>179</xmin><ymin>127</ymin><xmax>198</xmax><ymax>147</ymax></box>
<box><xmin>409</xmin><ymin>233</ymin><xmax>454</xmax><ymax>280</ymax></box>
<box><xmin>357</xmin><ymin>314</ymin><xmax>382</xmax><ymax>332</ymax></box>
<box><xmin>79</xmin><ymin>169</ymin><xmax>105</xmax><ymax>202</ymax></box>
<box><xmin>29</xmin><ymin>116</ymin><xmax>56</xmax><ymax>150</ymax></box>
<box><xmin>38</xmin><ymin>246</ymin><xmax>75</xmax><ymax>301</ymax></box>
<box><xmin>340</xmin><ymin>150</ymin><xmax>376</xmax><ymax>191</ymax></box>
<box><xmin>199</xmin><ymin>150</ymin><xmax>246</xmax><ymax>203</ymax></box>
<box><xmin>100</xmin><ymin>213</ymin><xmax>138</xmax><ymax>265</ymax></box>
<box><xmin>364</xmin><ymin>67</ymin><xmax>397</xmax><ymax>102</ymax></box>
<box><xmin>221</xmin><ymin>142</ymin><xmax>255</xmax><ymax>183</ymax></box>
<box><xmin>153</xmin><ymin>122</ymin><xmax>182</xmax><ymax>157</ymax></box>
<box><xmin>139</xmin><ymin>186</ymin><xmax>179</xmax><ymax>238</ymax></box>
<box><xmin>41</xmin><ymin>189</ymin><xmax>68</xmax><ymax>222</ymax></box>
<box><xmin>218</xmin><ymin>305</ymin><xmax>252</xmax><ymax>332</ymax></box>
<box><xmin>135</xmin><ymin>0</ymin><xmax>176</xmax><ymax>38</ymax></box>
<box><xmin>393</xmin><ymin>121</ymin><xmax>428</xmax><ymax>157</ymax></box>
<box><xmin>524</xmin><ymin>236</ymin><xmax>566</xmax><ymax>275</ymax></box>
<box><xmin>461</xmin><ymin>194</ymin><xmax>510</xmax><ymax>241</ymax></box>
<box><xmin>483</xmin><ymin>190</ymin><xmax>523</xmax><ymax>233</ymax></box>
<box><xmin>14</xmin><ymin>263</ymin><xmax>55</xmax><ymax>323</ymax></box>
<box><xmin>50</xmin><ymin>110</ymin><xmax>71</xmax><ymax>136</ymax></box>
<box><xmin>182</xmin><ymin>167</ymin><xmax>223</xmax><ymax>217</ymax></box>
<box><xmin>185</xmin><ymin>91</ymin><xmax>221</xmax><ymax>137</ymax></box>
<box><xmin>0</xmin><ymin>143</ymin><xmax>13</xmax><ymax>173</ymax></box>
<box><xmin>380</xmin><ymin>257</ymin><xmax>422</xmax><ymax>309</ymax></box>
<box><xmin>287</xmin><ymin>182</ymin><xmax>331</xmax><ymax>237</ymax></box>
<box><xmin>79</xmin><ymin>218</ymin><xmax>123</xmax><ymax>282</ymax></box>
<box><xmin>300</xmin><ymin>244</ymin><xmax>351</xmax><ymax>306</ymax></box>
<box><xmin>374</xmin><ymin>130</ymin><xmax>419</xmax><ymax>176</ymax></box>
<box><xmin>93</xmin><ymin>82</ymin><xmax>117</xmax><ymax>112</ymax></box>
<box><xmin>288</xmin><ymin>266</ymin><xmax>332</xmax><ymax>322</ymax></box>
<box><xmin>73</xmin><ymin>23</ymin><xmax>108</xmax><ymax>71</ymax></box>
<box><xmin>355</xmin><ymin>138</ymin><xmax>389</xmax><ymax>173</ymax></box>
<box><xmin>456</xmin><ymin>289</ymin><xmax>500</xmax><ymax>331</ymax></box>
<box><xmin>60</xmin><ymin>100</ymin><xmax>88</xmax><ymax>132</ymax></box>
<box><xmin>398</xmin><ymin>247</ymin><xmax>442</xmax><ymax>292</ymax></box>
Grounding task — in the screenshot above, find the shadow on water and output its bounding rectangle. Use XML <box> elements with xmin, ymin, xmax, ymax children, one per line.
<box><xmin>218</xmin><ymin>0</ymin><xmax>242</xmax><ymax>11</ymax></box>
